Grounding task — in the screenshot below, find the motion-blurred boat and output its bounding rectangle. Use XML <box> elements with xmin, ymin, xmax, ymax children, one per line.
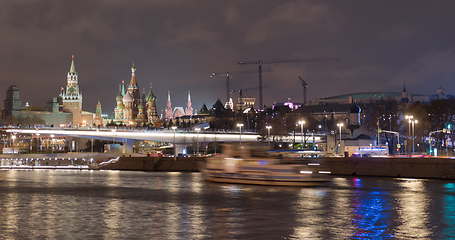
<box><xmin>202</xmin><ymin>144</ymin><xmax>331</xmax><ymax>186</ymax></box>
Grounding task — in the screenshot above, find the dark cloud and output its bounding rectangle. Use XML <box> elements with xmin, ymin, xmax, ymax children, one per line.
<box><xmin>1</xmin><ymin>0</ymin><xmax>455</xmax><ymax>114</ymax></box>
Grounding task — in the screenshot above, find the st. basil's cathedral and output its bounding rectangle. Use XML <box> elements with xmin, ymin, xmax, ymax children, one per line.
<box><xmin>113</xmin><ymin>65</ymin><xmax>160</xmax><ymax>127</ymax></box>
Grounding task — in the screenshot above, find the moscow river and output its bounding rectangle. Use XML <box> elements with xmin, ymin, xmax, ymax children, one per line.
<box><xmin>0</xmin><ymin>170</ymin><xmax>454</xmax><ymax>239</ymax></box>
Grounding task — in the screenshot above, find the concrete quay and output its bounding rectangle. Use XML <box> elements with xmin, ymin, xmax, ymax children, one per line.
<box><xmin>96</xmin><ymin>156</ymin><xmax>203</xmax><ymax>172</ymax></box>
<box><xmin>0</xmin><ymin>153</ymin><xmax>117</xmax><ymax>169</ymax></box>
<box><xmin>316</xmin><ymin>157</ymin><xmax>455</xmax><ymax>179</ymax></box>
<box><xmin>97</xmin><ymin>156</ymin><xmax>455</xmax><ymax>179</ymax></box>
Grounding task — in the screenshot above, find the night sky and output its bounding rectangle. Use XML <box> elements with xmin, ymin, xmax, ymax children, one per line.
<box><xmin>1</xmin><ymin>0</ymin><xmax>455</xmax><ymax>113</ymax></box>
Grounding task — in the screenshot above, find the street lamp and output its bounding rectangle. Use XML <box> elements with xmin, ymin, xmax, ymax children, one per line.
<box><xmin>171</xmin><ymin>126</ymin><xmax>177</xmax><ymax>158</ymax></box>
<box><xmin>36</xmin><ymin>133</ymin><xmax>41</xmax><ymax>152</ymax></box>
<box><xmin>11</xmin><ymin>135</ymin><xmax>16</xmax><ymax>148</ymax></box>
<box><xmin>405</xmin><ymin>115</ymin><xmax>414</xmax><ymax>153</ymax></box>
<box><xmin>265</xmin><ymin>125</ymin><xmax>272</xmax><ymax>144</ymax></box>
<box><xmin>297</xmin><ymin>120</ymin><xmax>306</xmax><ymax>149</ymax></box>
<box><xmin>336</xmin><ymin>122</ymin><xmax>344</xmax><ymax>154</ymax></box>
<box><xmin>50</xmin><ymin>134</ymin><xmax>55</xmax><ymax>154</ymax></box>
<box><xmin>236</xmin><ymin>123</ymin><xmax>244</xmax><ymax>145</ymax></box>
<box><xmin>194</xmin><ymin>127</ymin><xmax>201</xmax><ymax>155</ymax></box>
<box><xmin>409</xmin><ymin>119</ymin><xmax>418</xmax><ymax>154</ymax></box>
<box><xmin>111</xmin><ymin>129</ymin><xmax>116</xmax><ymax>144</ymax></box>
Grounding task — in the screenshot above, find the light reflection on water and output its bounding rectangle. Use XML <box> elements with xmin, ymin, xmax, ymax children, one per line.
<box><xmin>395</xmin><ymin>179</ymin><xmax>430</xmax><ymax>239</ymax></box>
<box><xmin>0</xmin><ymin>170</ymin><xmax>454</xmax><ymax>239</ymax></box>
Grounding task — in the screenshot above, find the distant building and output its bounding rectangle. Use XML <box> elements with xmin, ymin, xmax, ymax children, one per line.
<box><xmin>314</xmin><ymin>87</ymin><xmax>446</xmax><ymax>105</ymax></box>
<box><xmin>2</xmin><ymin>85</ymin><xmax>72</xmax><ymax>126</ymax></box>
<box><xmin>236</xmin><ymin>97</ymin><xmax>255</xmax><ymax>111</ymax></box>
<box><xmin>164</xmin><ymin>90</ymin><xmax>195</xmax><ymax>121</ymax></box>
<box><xmin>173</xmin><ymin>107</ymin><xmax>185</xmax><ymax>118</ymax></box>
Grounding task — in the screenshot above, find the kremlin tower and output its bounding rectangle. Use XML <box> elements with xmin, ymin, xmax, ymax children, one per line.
<box><xmin>164</xmin><ymin>91</ymin><xmax>174</xmax><ymax>120</ymax></box>
<box><xmin>60</xmin><ymin>55</ymin><xmax>83</xmax><ymax>125</ymax></box>
<box><xmin>185</xmin><ymin>91</ymin><xmax>193</xmax><ymax>116</ymax></box>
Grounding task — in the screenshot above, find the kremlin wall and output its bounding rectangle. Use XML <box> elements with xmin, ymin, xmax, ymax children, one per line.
<box><xmin>1</xmin><ymin>55</ymin><xmax>197</xmax><ymax>127</ymax></box>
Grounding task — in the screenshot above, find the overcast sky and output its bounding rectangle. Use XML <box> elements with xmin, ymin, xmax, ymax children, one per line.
<box><xmin>1</xmin><ymin>0</ymin><xmax>455</xmax><ymax>113</ymax></box>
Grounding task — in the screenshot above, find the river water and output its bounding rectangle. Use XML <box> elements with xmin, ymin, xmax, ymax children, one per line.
<box><xmin>0</xmin><ymin>170</ymin><xmax>454</xmax><ymax>239</ymax></box>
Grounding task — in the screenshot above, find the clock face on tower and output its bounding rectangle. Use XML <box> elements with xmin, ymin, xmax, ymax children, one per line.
<box><xmin>68</xmin><ymin>87</ymin><xmax>76</xmax><ymax>95</ymax></box>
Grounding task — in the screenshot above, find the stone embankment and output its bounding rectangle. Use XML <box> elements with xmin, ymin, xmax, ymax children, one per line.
<box><xmin>96</xmin><ymin>156</ymin><xmax>204</xmax><ymax>172</ymax></box>
<box><xmin>97</xmin><ymin>156</ymin><xmax>455</xmax><ymax>179</ymax></box>
<box><xmin>317</xmin><ymin>157</ymin><xmax>455</xmax><ymax>179</ymax></box>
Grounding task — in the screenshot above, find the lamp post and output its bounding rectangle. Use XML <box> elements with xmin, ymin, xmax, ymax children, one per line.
<box><xmin>237</xmin><ymin>123</ymin><xmax>244</xmax><ymax>145</ymax></box>
<box><xmin>111</xmin><ymin>129</ymin><xmax>116</xmax><ymax>144</ymax></box>
<box><xmin>11</xmin><ymin>135</ymin><xmax>16</xmax><ymax>148</ymax></box>
<box><xmin>171</xmin><ymin>126</ymin><xmax>177</xmax><ymax>158</ymax></box>
<box><xmin>297</xmin><ymin>120</ymin><xmax>306</xmax><ymax>149</ymax></box>
<box><xmin>36</xmin><ymin>133</ymin><xmax>41</xmax><ymax>152</ymax></box>
<box><xmin>91</xmin><ymin>137</ymin><xmax>94</xmax><ymax>154</ymax></box>
<box><xmin>50</xmin><ymin>134</ymin><xmax>55</xmax><ymax>154</ymax></box>
<box><xmin>409</xmin><ymin>119</ymin><xmax>418</xmax><ymax>154</ymax></box>
<box><xmin>194</xmin><ymin>127</ymin><xmax>201</xmax><ymax>155</ymax></box>
<box><xmin>265</xmin><ymin>125</ymin><xmax>272</xmax><ymax>145</ymax></box>
<box><xmin>405</xmin><ymin>115</ymin><xmax>414</xmax><ymax>153</ymax></box>
<box><xmin>336</xmin><ymin>122</ymin><xmax>344</xmax><ymax>154</ymax></box>
<box><xmin>214</xmin><ymin>131</ymin><xmax>217</xmax><ymax>154</ymax></box>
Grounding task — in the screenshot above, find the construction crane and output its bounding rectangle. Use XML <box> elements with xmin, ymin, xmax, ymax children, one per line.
<box><xmin>231</xmin><ymin>86</ymin><xmax>264</xmax><ymax>99</ymax></box>
<box><xmin>298</xmin><ymin>75</ymin><xmax>308</xmax><ymax>105</ymax></box>
<box><xmin>209</xmin><ymin>72</ymin><xmax>233</xmax><ymax>103</ymax></box>
<box><xmin>210</xmin><ymin>68</ymin><xmax>272</xmax><ymax>103</ymax></box>
<box><xmin>238</xmin><ymin>57</ymin><xmax>339</xmax><ymax>108</ymax></box>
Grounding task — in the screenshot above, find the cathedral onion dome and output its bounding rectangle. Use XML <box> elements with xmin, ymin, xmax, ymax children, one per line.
<box><xmin>146</xmin><ymin>88</ymin><xmax>156</xmax><ymax>102</ymax></box>
<box><xmin>138</xmin><ymin>103</ymin><xmax>144</xmax><ymax>109</ymax></box>
<box><xmin>116</xmin><ymin>95</ymin><xmax>123</xmax><ymax>102</ymax></box>
<box><xmin>123</xmin><ymin>92</ymin><xmax>133</xmax><ymax>102</ymax></box>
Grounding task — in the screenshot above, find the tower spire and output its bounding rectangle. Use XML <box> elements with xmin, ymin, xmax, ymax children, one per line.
<box><xmin>129</xmin><ymin>63</ymin><xmax>138</xmax><ymax>88</ymax></box>
<box><xmin>69</xmin><ymin>54</ymin><xmax>76</xmax><ymax>73</ymax></box>
<box><xmin>118</xmin><ymin>80</ymin><xmax>127</xmax><ymax>96</ymax></box>
<box><xmin>165</xmin><ymin>91</ymin><xmax>173</xmax><ymax>120</ymax></box>
<box><xmin>185</xmin><ymin>90</ymin><xmax>193</xmax><ymax>116</ymax></box>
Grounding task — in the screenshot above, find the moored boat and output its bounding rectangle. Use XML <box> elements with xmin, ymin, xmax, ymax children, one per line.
<box><xmin>202</xmin><ymin>144</ymin><xmax>332</xmax><ymax>186</ymax></box>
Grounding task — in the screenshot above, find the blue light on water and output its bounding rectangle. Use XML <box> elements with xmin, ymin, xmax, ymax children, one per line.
<box><xmin>353</xmin><ymin>178</ymin><xmax>362</xmax><ymax>188</ymax></box>
<box><xmin>443</xmin><ymin>183</ymin><xmax>455</xmax><ymax>239</ymax></box>
<box><xmin>445</xmin><ymin>183</ymin><xmax>455</xmax><ymax>192</ymax></box>
<box><xmin>443</xmin><ymin>194</ymin><xmax>455</xmax><ymax>239</ymax></box>
<box><xmin>352</xmin><ymin>190</ymin><xmax>393</xmax><ymax>239</ymax></box>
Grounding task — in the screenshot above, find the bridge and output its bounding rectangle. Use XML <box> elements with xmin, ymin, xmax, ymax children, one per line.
<box><xmin>5</xmin><ymin>128</ymin><xmax>323</xmax><ymax>144</ymax></box>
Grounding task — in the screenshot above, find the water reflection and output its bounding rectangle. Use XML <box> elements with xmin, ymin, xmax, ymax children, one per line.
<box><xmin>102</xmin><ymin>171</ymin><xmax>122</xmax><ymax>240</ymax></box>
<box><xmin>0</xmin><ymin>171</ymin><xmax>455</xmax><ymax>239</ymax></box>
<box><xmin>351</xmin><ymin>189</ymin><xmax>392</xmax><ymax>239</ymax></box>
<box><xmin>395</xmin><ymin>179</ymin><xmax>431</xmax><ymax>239</ymax></box>
<box><xmin>291</xmin><ymin>188</ymin><xmax>326</xmax><ymax>239</ymax></box>
<box><xmin>331</xmin><ymin>178</ymin><xmax>354</xmax><ymax>238</ymax></box>
<box><xmin>3</xmin><ymin>171</ymin><xmax>18</xmax><ymax>240</ymax></box>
